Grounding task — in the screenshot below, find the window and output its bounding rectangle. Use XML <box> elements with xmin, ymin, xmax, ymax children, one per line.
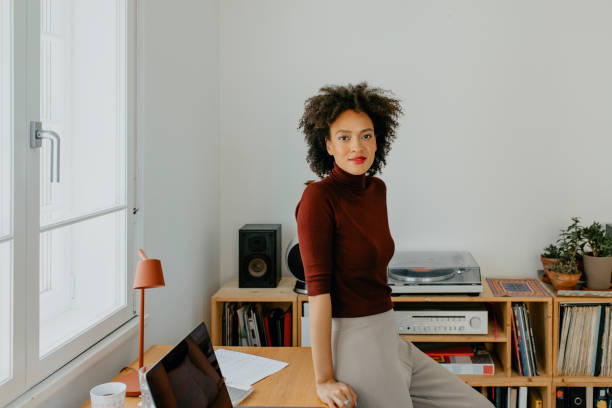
<box><xmin>0</xmin><ymin>1</ymin><xmax>137</xmax><ymax>403</ymax></box>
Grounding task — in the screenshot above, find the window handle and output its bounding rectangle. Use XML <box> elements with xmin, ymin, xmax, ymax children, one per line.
<box><xmin>30</xmin><ymin>121</ymin><xmax>61</xmax><ymax>183</ymax></box>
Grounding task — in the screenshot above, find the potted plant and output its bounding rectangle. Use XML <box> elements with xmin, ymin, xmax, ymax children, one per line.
<box><xmin>556</xmin><ymin>217</ymin><xmax>586</xmax><ymax>274</ymax></box>
<box><xmin>545</xmin><ymin>217</ymin><xmax>584</xmax><ymax>290</ymax></box>
<box><xmin>540</xmin><ymin>244</ymin><xmax>561</xmax><ymax>282</ymax></box>
<box><xmin>582</xmin><ymin>221</ymin><xmax>612</xmax><ymax>290</ymax></box>
<box><xmin>547</xmin><ymin>258</ymin><xmax>582</xmax><ymax>290</ymax></box>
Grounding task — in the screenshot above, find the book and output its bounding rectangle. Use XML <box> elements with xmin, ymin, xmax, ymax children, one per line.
<box><xmin>267</xmin><ymin>307</ymin><xmax>284</xmax><ymax>347</ymax></box>
<box><xmin>494</xmin><ymin>386</ymin><xmax>502</xmax><ymax>407</ymax></box>
<box><xmin>283</xmin><ymin>309</ymin><xmax>291</xmax><ymax>346</ymax></box>
<box><xmin>263</xmin><ymin>315</ymin><xmax>272</xmax><ymax>347</ymax></box>
<box><xmin>510</xmin><ymin>388</ymin><xmax>517</xmax><ymax>408</ymax></box>
<box><xmin>513</xmin><ymin>304</ymin><xmax>531</xmax><ymax>376</ymax></box>
<box><xmin>254</xmin><ymin>303</ymin><xmax>268</xmax><ymax>347</ymax></box>
<box><xmin>246</xmin><ymin>304</ymin><xmax>261</xmax><ymax>346</ymax></box>
<box><xmin>524</xmin><ymin>304</ymin><xmax>540</xmax><ymax>375</ymax></box>
<box><xmin>238</xmin><ymin>305</ymin><xmax>249</xmax><ymax>346</ymax></box>
<box><xmin>518</xmin><ymin>386</ymin><xmax>527</xmax><ymax>408</ymax></box>
<box><xmin>438</xmin><ymin>348</ymin><xmax>494</xmax><ymax>375</ymax></box>
<box><xmin>510</xmin><ymin>309</ymin><xmax>523</xmax><ymax>375</ymax></box>
<box><xmin>506</xmin><ymin>387</ymin><xmax>511</xmax><ymax>408</ymax></box>
<box><xmin>557</xmin><ymin>304</ymin><xmax>572</xmax><ymax>375</ymax></box>
<box><xmin>222</xmin><ymin>302</ymin><xmax>228</xmax><ymax>345</ymax></box>
<box><xmin>558</xmin><ymin>303</ymin><xmax>612</xmax><ymax>376</ymax></box>
<box><xmin>422</xmin><ymin>344</ymin><xmax>474</xmax><ymax>361</ymax></box>
<box><xmin>231</xmin><ymin>303</ymin><xmax>238</xmax><ymax>346</ymax></box>
<box><xmin>517</xmin><ymin>304</ymin><xmax>534</xmax><ymax>376</ymax></box>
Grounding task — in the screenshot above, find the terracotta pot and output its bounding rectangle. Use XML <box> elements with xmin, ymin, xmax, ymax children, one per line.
<box><xmin>540</xmin><ymin>257</ymin><xmax>558</xmax><ymax>283</ymax></box>
<box><xmin>546</xmin><ymin>270</ymin><xmax>581</xmax><ymax>290</ymax></box>
<box><xmin>583</xmin><ymin>254</ymin><xmax>612</xmax><ymax>290</ymax></box>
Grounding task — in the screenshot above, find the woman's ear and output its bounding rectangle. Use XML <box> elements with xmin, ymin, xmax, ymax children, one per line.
<box><xmin>325</xmin><ymin>139</ymin><xmax>333</xmax><ymax>156</ymax></box>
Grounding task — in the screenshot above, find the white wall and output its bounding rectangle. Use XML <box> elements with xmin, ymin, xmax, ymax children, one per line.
<box><xmin>37</xmin><ymin>0</ymin><xmax>220</xmax><ymax>406</ymax></box>
<box><xmin>220</xmin><ymin>0</ymin><xmax>612</xmax><ymax>281</ymax></box>
<box><xmin>32</xmin><ymin>0</ymin><xmax>612</xmax><ymax>405</ymax></box>
<box><xmin>139</xmin><ymin>0</ymin><xmax>219</xmax><ymax>351</ymax></box>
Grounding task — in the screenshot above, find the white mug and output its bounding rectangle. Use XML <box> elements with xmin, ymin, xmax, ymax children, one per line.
<box><xmin>90</xmin><ymin>382</ymin><xmax>126</xmax><ymax>408</ymax></box>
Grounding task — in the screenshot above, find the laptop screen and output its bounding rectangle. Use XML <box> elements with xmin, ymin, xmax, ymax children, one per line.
<box><xmin>146</xmin><ymin>322</ymin><xmax>233</xmax><ymax>408</ymax></box>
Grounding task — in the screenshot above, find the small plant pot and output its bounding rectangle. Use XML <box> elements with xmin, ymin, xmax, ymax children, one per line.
<box><xmin>540</xmin><ymin>256</ymin><xmax>559</xmax><ymax>283</ymax></box>
<box><xmin>583</xmin><ymin>254</ymin><xmax>612</xmax><ymax>290</ymax></box>
<box><xmin>546</xmin><ymin>270</ymin><xmax>581</xmax><ymax>290</ymax></box>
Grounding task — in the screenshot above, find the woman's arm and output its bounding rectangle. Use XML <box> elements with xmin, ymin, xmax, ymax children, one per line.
<box><xmin>296</xmin><ymin>184</ymin><xmax>357</xmax><ymax>407</ymax></box>
<box><xmin>309</xmin><ymin>293</ymin><xmax>357</xmax><ymax>408</ymax></box>
<box><xmin>309</xmin><ymin>293</ymin><xmax>335</xmax><ymax>384</ymax></box>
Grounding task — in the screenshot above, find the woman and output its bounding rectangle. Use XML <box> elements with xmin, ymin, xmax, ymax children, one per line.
<box><xmin>295</xmin><ymin>82</ymin><xmax>495</xmax><ymax>408</ymax></box>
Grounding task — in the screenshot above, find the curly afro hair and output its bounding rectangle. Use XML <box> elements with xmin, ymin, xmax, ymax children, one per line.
<box><xmin>298</xmin><ymin>82</ymin><xmax>403</xmax><ymax>178</ymax></box>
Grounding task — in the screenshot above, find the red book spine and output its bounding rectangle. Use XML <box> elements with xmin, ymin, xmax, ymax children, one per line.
<box><xmin>425</xmin><ymin>345</ymin><xmax>474</xmax><ymax>358</ymax></box>
<box><xmin>283</xmin><ymin>311</ymin><xmax>291</xmax><ymax>346</ymax></box>
<box><xmin>264</xmin><ymin>316</ymin><xmax>272</xmax><ymax>347</ymax></box>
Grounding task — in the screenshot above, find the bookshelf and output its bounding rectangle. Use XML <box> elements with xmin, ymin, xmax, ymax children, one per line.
<box><xmin>212</xmin><ymin>277</ymin><xmax>556</xmax><ymax>407</ymax></box>
<box><xmin>210</xmin><ymin>277</ymin><xmax>298</xmax><ymax>347</ymax></box>
<box><xmin>551</xmin><ymin>295</ymin><xmax>612</xmax><ymax>403</ymax></box>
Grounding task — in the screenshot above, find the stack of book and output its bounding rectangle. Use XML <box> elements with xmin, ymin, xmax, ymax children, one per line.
<box><xmin>555</xmin><ymin>387</ymin><xmax>612</xmax><ymax>407</ymax></box>
<box><xmin>222</xmin><ymin>303</ymin><xmax>292</xmax><ymax>347</ymax></box>
<box><xmin>480</xmin><ymin>386</ymin><xmax>542</xmax><ymax>408</ymax></box>
<box><xmin>417</xmin><ymin>343</ymin><xmax>494</xmax><ymax>375</ymax></box>
<box><xmin>557</xmin><ymin>303</ymin><xmax>612</xmax><ymax>376</ymax></box>
<box><xmin>510</xmin><ymin>302</ymin><xmax>540</xmax><ymax>376</ymax></box>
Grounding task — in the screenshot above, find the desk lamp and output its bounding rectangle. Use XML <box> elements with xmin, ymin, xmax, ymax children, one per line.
<box><xmin>119</xmin><ymin>248</ymin><xmax>165</xmax><ymax>397</ymax></box>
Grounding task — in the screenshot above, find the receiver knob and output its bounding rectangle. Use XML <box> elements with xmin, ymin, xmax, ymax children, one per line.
<box><xmin>469</xmin><ymin>317</ymin><xmax>482</xmax><ymax>329</ymax></box>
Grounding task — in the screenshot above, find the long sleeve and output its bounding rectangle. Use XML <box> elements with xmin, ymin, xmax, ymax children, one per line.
<box><xmin>292</xmin><ymin>161</ymin><xmax>394</xmax><ymax>317</ymax></box>
<box><xmin>295</xmin><ymin>183</ymin><xmax>334</xmax><ymax>296</ymax></box>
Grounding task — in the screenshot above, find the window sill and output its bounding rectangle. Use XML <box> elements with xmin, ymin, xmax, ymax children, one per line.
<box><xmin>7</xmin><ymin>314</ymin><xmax>148</xmax><ymax>407</ymax></box>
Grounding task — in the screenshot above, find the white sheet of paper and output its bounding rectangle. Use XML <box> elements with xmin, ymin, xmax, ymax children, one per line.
<box><xmin>215</xmin><ymin>349</ymin><xmax>289</xmax><ymax>387</ymax></box>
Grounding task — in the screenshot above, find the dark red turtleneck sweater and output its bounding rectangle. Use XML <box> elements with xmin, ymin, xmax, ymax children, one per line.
<box><xmin>294</xmin><ymin>161</ymin><xmax>395</xmax><ymax>318</ymax></box>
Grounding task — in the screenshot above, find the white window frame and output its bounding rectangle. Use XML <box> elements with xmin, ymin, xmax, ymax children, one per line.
<box><xmin>1</xmin><ymin>0</ymin><xmax>139</xmax><ymax>404</ymax></box>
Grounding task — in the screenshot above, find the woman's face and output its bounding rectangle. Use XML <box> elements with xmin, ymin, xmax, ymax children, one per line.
<box><xmin>326</xmin><ymin>109</ymin><xmax>377</xmax><ymax>175</ymax></box>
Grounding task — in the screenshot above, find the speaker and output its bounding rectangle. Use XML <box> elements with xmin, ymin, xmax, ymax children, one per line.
<box><xmin>285</xmin><ymin>236</ymin><xmax>306</xmax><ymax>294</ymax></box>
<box><xmin>239</xmin><ymin>224</ymin><xmax>281</xmax><ymax>288</ymax></box>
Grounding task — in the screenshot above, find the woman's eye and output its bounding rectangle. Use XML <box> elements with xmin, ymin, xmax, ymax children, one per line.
<box><xmin>339</xmin><ymin>136</ymin><xmax>349</xmax><ymax>141</ymax></box>
<box><xmin>363</xmin><ymin>134</ymin><xmax>372</xmax><ymax>139</ymax></box>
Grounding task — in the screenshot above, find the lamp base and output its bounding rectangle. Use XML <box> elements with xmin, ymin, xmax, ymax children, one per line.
<box><xmin>115</xmin><ymin>369</ymin><xmax>141</xmax><ymax>397</ymax></box>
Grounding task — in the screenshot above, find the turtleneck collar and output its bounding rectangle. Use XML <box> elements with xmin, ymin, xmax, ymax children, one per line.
<box><xmin>329</xmin><ymin>161</ymin><xmax>367</xmax><ymax>191</ymax></box>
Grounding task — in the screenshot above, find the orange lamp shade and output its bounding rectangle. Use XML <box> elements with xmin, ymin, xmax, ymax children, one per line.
<box><xmin>133</xmin><ymin>258</ymin><xmax>165</xmax><ymax>289</ymax></box>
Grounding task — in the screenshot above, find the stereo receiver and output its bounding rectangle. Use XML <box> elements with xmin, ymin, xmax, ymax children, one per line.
<box><xmin>394</xmin><ymin>304</ymin><xmax>488</xmax><ymax>335</ymax></box>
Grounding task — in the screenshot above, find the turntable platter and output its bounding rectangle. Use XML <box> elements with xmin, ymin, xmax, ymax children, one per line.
<box><xmin>389</xmin><ymin>268</ymin><xmax>456</xmax><ymax>283</ymax></box>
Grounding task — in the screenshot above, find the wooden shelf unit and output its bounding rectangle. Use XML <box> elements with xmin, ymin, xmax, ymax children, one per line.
<box><xmin>212</xmin><ymin>277</ymin><xmax>556</xmax><ymax>406</ymax></box>
<box><xmin>551</xmin><ymin>295</ymin><xmax>612</xmax><ymax>401</ymax></box>
<box><xmin>210</xmin><ymin>277</ymin><xmax>298</xmax><ymax>347</ymax></box>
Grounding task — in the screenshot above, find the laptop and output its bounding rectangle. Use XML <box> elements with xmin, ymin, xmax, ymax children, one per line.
<box><xmin>145</xmin><ymin>321</ymin><xmax>317</xmax><ymax>408</ymax></box>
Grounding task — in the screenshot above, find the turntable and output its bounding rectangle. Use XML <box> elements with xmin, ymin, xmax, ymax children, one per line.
<box><xmin>388</xmin><ymin>251</ymin><xmax>482</xmax><ymax>295</ymax></box>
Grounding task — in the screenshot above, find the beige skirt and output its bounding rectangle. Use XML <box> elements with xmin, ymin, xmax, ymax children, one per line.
<box><xmin>331</xmin><ymin>308</ymin><xmax>494</xmax><ymax>408</ymax></box>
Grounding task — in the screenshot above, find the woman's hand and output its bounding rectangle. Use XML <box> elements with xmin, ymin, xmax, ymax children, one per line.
<box><xmin>316</xmin><ymin>379</ymin><xmax>358</xmax><ymax>408</ymax></box>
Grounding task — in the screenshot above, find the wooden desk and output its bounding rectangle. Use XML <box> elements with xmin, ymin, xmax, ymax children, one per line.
<box><xmin>81</xmin><ymin>345</ymin><xmax>325</xmax><ymax>407</ymax></box>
